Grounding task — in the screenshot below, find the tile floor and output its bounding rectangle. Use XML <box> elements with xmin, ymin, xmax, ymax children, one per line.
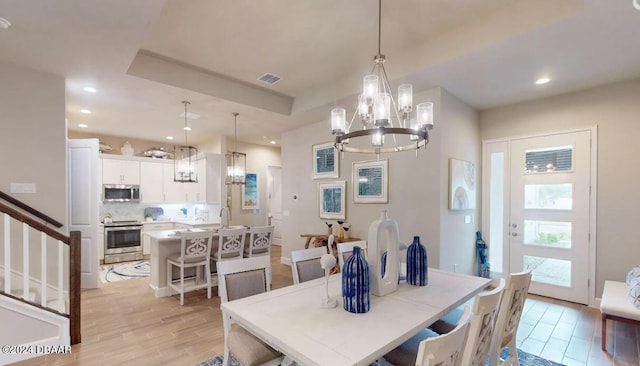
<box><xmin>518</xmin><ymin>294</ymin><xmax>639</xmax><ymax>365</ymax></box>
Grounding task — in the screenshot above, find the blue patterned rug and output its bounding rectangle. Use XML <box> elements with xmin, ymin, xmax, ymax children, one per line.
<box><xmin>195</xmin><ymin>349</ymin><xmax>565</xmax><ymax>365</ymax></box>
<box><xmin>100</xmin><ymin>261</ymin><xmax>150</xmax><ymax>283</ymax></box>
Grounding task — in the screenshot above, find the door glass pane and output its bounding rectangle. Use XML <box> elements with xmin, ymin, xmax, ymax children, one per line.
<box><xmin>489</xmin><ymin>152</ymin><xmax>504</xmax><ymax>273</ymax></box>
<box><xmin>524</xmin><ymin>220</ymin><xmax>572</xmax><ymax>248</ymax></box>
<box><xmin>525</xmin><ymin>184</ymin><xmax>573</xmax><ymax>210</ymax></box>
<box><xmin>524</xmin><ymin>255</ymin><xmax>571</xmax><ymax>287</ymax></box>
<box><xmin>525</xmin><ymin>146</ymin><xmax>572</xmax><ymax>173</ymax></box>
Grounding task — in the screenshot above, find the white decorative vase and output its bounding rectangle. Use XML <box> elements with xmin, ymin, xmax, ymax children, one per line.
<box><xmin>121</xmin><ymin>141</ymin><xmax>134</xmax><ymax>156</ymax></box>
<box><xmin>367</xmin><ymin>210</ymin><xmax>400</xmax><ymax>297</ymax></box>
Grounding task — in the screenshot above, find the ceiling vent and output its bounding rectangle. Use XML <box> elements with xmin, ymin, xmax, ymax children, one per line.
<box><xmin>257</xmin><ymin>73</ymin><xmax>282</xmax><ymax>85</ymax></box>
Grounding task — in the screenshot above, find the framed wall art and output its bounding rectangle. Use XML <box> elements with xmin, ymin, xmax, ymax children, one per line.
<box><xmin>318</xmin><ymin>181</ymin><xmax>346</xmax><ymax>219</ymax></box>
<box><xmin>449</xmin><ymin>158</ymin><xmax>476</xmax><ymax>210</ymax></box>
<box><xmin>312</xmin><ymin>142</ymin><xmax>339</xmax><ymax>179</ymax></box>
<box><xmin>352</xmin><ymin>159</ymin><xmax>388</xmax><ymax>203</ymax></box>
<box><xmin>242</xmin><ymin>172</ymin><xmax>259</xmax><ymax>210</ymax></box>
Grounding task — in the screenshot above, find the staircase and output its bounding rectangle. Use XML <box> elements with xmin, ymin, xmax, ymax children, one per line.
<box><xmin>0</xmin><ymin>191</ymin><xmax>80</xmax><ymax>364</ymax></box>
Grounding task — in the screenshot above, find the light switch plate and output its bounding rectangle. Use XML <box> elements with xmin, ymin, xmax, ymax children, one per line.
<box><xmin>464</xmin><ymin>215</ymin><xmax>471</xmax><ymax>224</ymax></box>
<box><xmin>10</xmin><ymin>183</ymin><xmax>37</xmax><ymax>194</ymax></box>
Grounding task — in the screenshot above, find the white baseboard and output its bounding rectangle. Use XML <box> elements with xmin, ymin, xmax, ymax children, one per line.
<box><xmin>280</xmin><ymin>257</ymin><xmax>291</xmax><ymax>266</ymax></box>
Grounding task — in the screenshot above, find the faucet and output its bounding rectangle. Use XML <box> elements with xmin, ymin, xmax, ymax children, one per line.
<box><xmin>220</xmin><ymin>206</ymin><xmax>230</xmax><ymax>228</ymax></box>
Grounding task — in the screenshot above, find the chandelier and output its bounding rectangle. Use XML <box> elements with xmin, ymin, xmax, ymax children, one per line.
<box><xmin>331</xmin><ymin>0</ymin><xmax>434</xmax><ymax>155</ymax></box>
<box><xmin>174</xmin><ymin>101</ymin><xmax>198</xmax><ymax>183</ymax></box>
<box><xmin>225</xmin><ymin>112</ymin><xmax>247</xmax><ymax>185</ymax></box>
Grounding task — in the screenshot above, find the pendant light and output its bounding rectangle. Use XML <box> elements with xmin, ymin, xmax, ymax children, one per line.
<box><xmin>225</xmin><ymin>112</ymin><xmax>246</xmax><ymax>185</ymax></box>
<box><xmin>174</xmin><ymin>101</ymin><xmax>198</xmax><ymax>183</ymax></box>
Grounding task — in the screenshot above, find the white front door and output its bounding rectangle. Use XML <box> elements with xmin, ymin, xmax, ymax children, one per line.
<box><xmin>68</xmin><ymin>139</ymin><xmax>99</xmax><ymax>288</ymax></box>
<box><xmin>509</xmin><ymin>130</ymin><xmax>592</xmax><ymax>304</ymax></box>
<box><xmin>267</xmin><ymin>166</ymin><xmax>282</xmax><ymax>246</ymax></box>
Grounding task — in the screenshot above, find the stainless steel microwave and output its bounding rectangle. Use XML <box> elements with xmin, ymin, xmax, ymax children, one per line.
<box><xmin>102</xmin><ymin>184</ymin><xmax>140</xmax><ymax>202</ymax></box>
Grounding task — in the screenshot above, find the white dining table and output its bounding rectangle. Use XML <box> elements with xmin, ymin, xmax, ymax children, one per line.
<box><xmin>221</xmin><ymin>268</ymin><xmax>491</xmax><ymax>366</ymax></box>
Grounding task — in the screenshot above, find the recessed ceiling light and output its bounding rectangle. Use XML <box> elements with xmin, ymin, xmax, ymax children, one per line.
<box><xmin>166</xmin><ymin>136</ymin><xmax>174</xmax><ymax>140</ymax></box>
<box><xmin>80</xmin><ymin>109</ymin><xmax>92</xmax><ymax>114</ymax></box>
<box><xmin>83</xmin><ymin>87</ymin><xmax>97</xmax><ymax>93</ymax></box>
<box><xmin>0</xmin><ymin>17</ymin><xmax>10</xmax><ymax>30</ymax></box>
<box><xmin>78</xmin><ymin>123</ymin><xmax>88</xmax><ymax>128</ymax></box>
<box><xmin>269</xmin><ymin>140</ymin><xmax>276</xmax><ymax>145</ymax></box>
<box><xmin>535</xmin><ymin>77</ymin><xmax>551</xmax><ymax>85</ymax></box>
<box><xmin>183</xmin><ymin>126</ymin><xmax>192</xmax><ymax>131</ymax></box>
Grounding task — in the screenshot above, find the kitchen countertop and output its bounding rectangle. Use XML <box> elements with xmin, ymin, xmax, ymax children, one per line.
<box><xmin>144</xmin><ymin>225</ymin><xmax>248</xmax><ymax>241</ymax></box>
<box><xmin>142</xmin><ymin>218</ymin><xmax>220</xmax><ymax>227</ymax></box>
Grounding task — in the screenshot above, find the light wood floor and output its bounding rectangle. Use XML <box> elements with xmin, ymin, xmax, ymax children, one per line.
<box><xmin>12</xmin><ymin>246</ymin><xmax>640</xmax><ymax>365</ymax></box>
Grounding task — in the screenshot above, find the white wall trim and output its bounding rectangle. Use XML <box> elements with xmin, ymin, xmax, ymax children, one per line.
<box><xmin>280</xmin><ymin>257</ymin><xmax>291</xmax><ymax>266</ymax></box>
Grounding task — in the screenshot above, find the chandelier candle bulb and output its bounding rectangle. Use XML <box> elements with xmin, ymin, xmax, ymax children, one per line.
<box><xmin>417</xmin><ymin>102</ymin><xmax>434</xmax><ymax>129</ymax></box>
<box><xmin>398</xmin><ymin>84</ymin><xmax>413</xmax><ymax>113</ymax></box>
<box><xmin>363</xmin><ymin>74</ymin><xmax>379</xmax><ymax>99</ymax></box>
<box><xmin>374</xmin><ymin>93</ymin><xmax>391</xmax><ymax>125</ymax></box>
<box><xmin>372</xmin><ymin>131</ymin><xmax>384</xmax><ymax>147</ymax></box>
<box><xmin>331</xmin><ymin>108</ymin><xmax>347</xmax><ymax>135</ymax></box>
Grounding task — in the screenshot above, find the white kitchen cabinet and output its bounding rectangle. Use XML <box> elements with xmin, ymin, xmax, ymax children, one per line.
<box><xmin>185</xmin><ymin>159</ymin><xmax>207</xmax><ymax>203</ymax></box>
<box><xmin>162</xmin><ymin>163</ymin><xmax>185</xmax><ymax>203</ymax></box>
<box><xmin>142</xmin><ymin>222</ymin><xmax>175</xmax><ymax>255</ymax></box>
<box><xmin>140</xmin><ymin>161</ymin><xmax>165</xmax><ymax>203</ymax></box>
<box><xmin>102</xmin><ymin>158</ymin><xmax>140</xmax><ymax>185</ymax></box>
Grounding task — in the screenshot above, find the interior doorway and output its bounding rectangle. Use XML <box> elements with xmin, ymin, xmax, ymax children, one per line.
<box><xmin>267</xmin><ymin>166</ymin><xmax>282</xmax><ymax>246</ymax></box>
<box><xmin>482</xmin><ymin>128</ymin><xmax>596</xmax><ymax>305</ymax></box>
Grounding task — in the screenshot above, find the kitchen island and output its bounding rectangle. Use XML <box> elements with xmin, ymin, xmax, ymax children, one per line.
<box><xmin>144</xmin><ymin>226</ymin><xmax>247</xmax><ymax>298</ymax></box>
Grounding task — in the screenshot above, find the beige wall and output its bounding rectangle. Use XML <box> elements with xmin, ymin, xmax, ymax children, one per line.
<box><xmin>480</xmin><ymin>77</ymin><xmax>640</xmax><ymax>296</ymax></box>
<box><xmin>0</xmin><ymin>62</ymin><xmax>67</xmax><ymax>228</ymax></box>
<box><xmin>226</xmin><ymin>140</ymin><xmax>281</xmax><ymax>227</ymax></box>
<box><xmin>68</xmin><ymin>130</ymin><xmax>177</xmax><ymax>157</ymax></box>
<box><xmin>281</xmin><ymin>87</ymin><xmax>481</xmax><ymax>274</ymax></box>
<box><xmin>439</xmin><ymin>89</ymin><xmax>481</xmax><ymax>274</ymax></box>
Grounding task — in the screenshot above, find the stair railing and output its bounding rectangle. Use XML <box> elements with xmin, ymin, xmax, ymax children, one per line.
<box><xmin>0</xmin><ymin>195</ymin><xmax>80</xmax><ymax>345</ymax></box>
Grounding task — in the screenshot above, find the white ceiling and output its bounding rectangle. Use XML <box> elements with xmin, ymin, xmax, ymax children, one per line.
<box><xmin>1</xmin><ymin>0</ymin><xmax>640</xmax><ymax>147</ymax></box>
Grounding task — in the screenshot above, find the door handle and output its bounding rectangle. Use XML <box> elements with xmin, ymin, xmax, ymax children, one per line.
<box><xmin>511</xmin><ymin>232</ymin><xmax>519</xmax><ymax>237</ymax></box>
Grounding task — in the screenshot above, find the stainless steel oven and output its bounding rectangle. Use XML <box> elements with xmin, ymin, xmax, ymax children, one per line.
<box><xmin>104</xmin><ymin>221</ymin><xmax>143</xmax><ymax>264</ymax></box>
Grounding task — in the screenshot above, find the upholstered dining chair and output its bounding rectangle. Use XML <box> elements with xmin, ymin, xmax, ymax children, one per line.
<box><xmin>488</xmin><ymin>270</ymin><xmax>532</xmax><ymax>366</ymax></box>
<box><xmin>337</xmin><ymin>240</ymin><xmax>367</xmax><ymax>270</ymax></box>
<box><xmin>244</xmin><ymin>225</ymin><xmax>274</xmax><ymax>258</ymax></box>
<box><xmin>290</xmin><ymin>247</ymin><xmax>328</xmax><ymax>284</ymax></box>
<box><xmin>211</xmin><ymin>227</ymin><xmax>247</xmax><ymax>273</ymax></box>
<box><xmin>217</xmin><ymin>256</ymin><xmax>283</xmax><ymax>366</ymax></box>
<box><xmin>166</xmin><ymin>230</ymin><xmax>214</xmax><ymax>305</ymax></box>
<box><xmin>384</xmin><ymin>306</ymin><xmax>472</xmax><ymax>366</ymax></box>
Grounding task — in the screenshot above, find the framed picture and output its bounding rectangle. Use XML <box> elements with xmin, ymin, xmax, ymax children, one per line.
<box><xmin>312</xmin><ymin>142</ymin><xmax>339</xmax><ymax>179</ymax></box>
<box><xmin>242</xmin><ymin>172</ymin><xmax>259</xmax><ymax>210</ymax></box>
<box><xmin>318</xmin><ymin>181</ymin><xmax>346</xmax><ymax>219</ymax></box>
<box><xmin>352</xmin><ymin>159</ymin><xmax>389</xmax><ymax>203</ymax></box>
<box><xmin>449</xmin><ymin>158</ymin><xmax>476</xmax><ymax>210</ymax></box>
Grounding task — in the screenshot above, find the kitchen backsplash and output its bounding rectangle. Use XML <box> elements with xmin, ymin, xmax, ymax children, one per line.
<box><xmin>100</xmin><ymin>202</ymin><xmax>221</xmax><ymax>222</ymax></box>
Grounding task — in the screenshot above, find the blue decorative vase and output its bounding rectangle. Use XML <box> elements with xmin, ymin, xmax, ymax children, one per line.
<box><xmin>342</xmin><ymin>246</ymin><xmax>370</xmax><ymax>313</ymax></box>
<box><xmin>406</xmin><ymin>236</ymin><xmax>428</xmax><ymax>286</ymax></box>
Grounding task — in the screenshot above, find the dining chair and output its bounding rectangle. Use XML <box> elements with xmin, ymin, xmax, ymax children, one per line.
<box><xmin>211</xmin><ymin>227</ymin><xmax>247</xmax><ymax>273</ymax></box>
<box><xmin>430</xmin><ymin>277</ymin><xmax>503</xmax><ymax>334</ymax></box>
<box><xmin>460</xmin><ymin>278</ymin><xmax>506</xmax><ymax>366</ymax></box>
<box><xmin>383</xmin><ymin>306</ymin><xmax>472</xmax><ymax>366</ymax></box>
<box><xmin>166</xmin><ymin>230</ymin><xmax>214</xmax><ymax>305</ymax></box>
<box><xmin>488</xmin><ymin>270</ymin><xmax>532</xmax><ymax>366</ymax></box>
<box><xmin>244</xmin><ymin>225</ymin><xmax>274</xmax><ymax>258</ymax></box>
<box><xmin>217</xmin><ymin>256</ymin><xmax>283</xmax><ymax>366</ymax></box>
<box><xmin>337</xmin><ymin>240</ymin><xmax>367</xmax><ymax>270</ymax></box>
<box><xmin>290</xmin><ymin>247</ymin><xmax>328</xmax><ymax>284</ymax></box>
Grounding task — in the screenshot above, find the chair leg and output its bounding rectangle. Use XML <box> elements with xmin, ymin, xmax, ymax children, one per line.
<box><xmin>180</xmin><ymin>267</ymin><xmax>184</xmax><ymax>306</ymax></box>
<box><xmin>205</xmin><ymin>262</ymin><xmax>211</xmax><ymax>299</ymax></box>
<box><xmin>601</xmin><ymin>315</ymin><xmax>607</xmax><ymax>351</ymax></box>
<box><xmin>166</xmin><ymin>261</ymin><xmax>172</xmax><ymax>297</ymax></box>
<box><xmin>506</xmin><ymin>338</ymin><xmax>519</xmax><ymax>366</ymax></box>
<box><xmin>222</xmin><ymin>346</ymin><xmax>230</xmax><ymax>366</ymax></box>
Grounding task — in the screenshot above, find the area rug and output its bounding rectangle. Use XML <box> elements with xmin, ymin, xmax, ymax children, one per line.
<box><xmin>195</xmin><ymin>349</ymin><xmax>565</xmax><ymax>366</ymax></box>
<box><xmin>100</xmin><ymin>261</ymin><xmax>150</xmax><ymax>283</ymax></box>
